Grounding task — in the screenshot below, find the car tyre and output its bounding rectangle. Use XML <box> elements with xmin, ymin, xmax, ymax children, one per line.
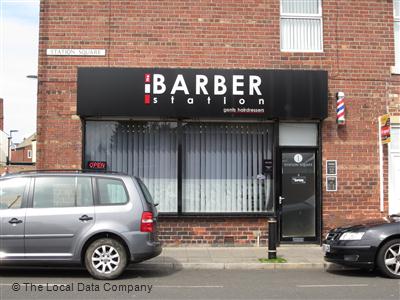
<box><xmin>377</xmin><ymin>238</ymin><xmax>400</xmax><ymax>279</ymax></box>
<box><xmin>84</xmin><ymin>238</ymin><xmax>127</xmax><ymax>280</ymax></box>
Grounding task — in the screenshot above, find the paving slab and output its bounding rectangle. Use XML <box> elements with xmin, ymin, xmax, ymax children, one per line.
<box><xmin>130</xmin><ymin>245</ymin><xmax>343</xmax><ymax>271</ymax></box>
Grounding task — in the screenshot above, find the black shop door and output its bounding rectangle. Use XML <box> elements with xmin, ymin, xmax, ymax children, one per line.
<box><xmin>279</xmin><ymin>150</ymin><xmax>318</xmax><ymax>242</ymax></box>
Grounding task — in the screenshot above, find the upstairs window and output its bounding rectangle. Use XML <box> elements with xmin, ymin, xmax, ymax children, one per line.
<box><xmin>280</xmin><ymin>0</ymin><xmax>323</xmax><ymax>52</ymax></box>
<box><xmin>395</xmin><ymin>0</ymin><xmax>400</xmax><ymax>72</ymax></box>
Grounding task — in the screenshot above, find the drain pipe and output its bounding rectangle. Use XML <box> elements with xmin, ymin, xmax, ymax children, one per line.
<box><xmin>268</xmin><ymin>217</ymin><xmax>277</xmax><ymax>259</ymax></box>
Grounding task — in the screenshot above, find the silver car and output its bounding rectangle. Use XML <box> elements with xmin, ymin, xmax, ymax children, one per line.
<box><xmin>0</xmin><ymin>171</ymin><xmax>161</xmax><ymax>279</ymax></box>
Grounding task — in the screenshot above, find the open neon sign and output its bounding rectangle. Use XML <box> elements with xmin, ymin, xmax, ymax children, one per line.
<box><xmin>87</xmin><ymin>161</ymin><xmax>107</xmax><ymax>170</ymax></box>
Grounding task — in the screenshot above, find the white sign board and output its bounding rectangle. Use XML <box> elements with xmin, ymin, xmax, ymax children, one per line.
<box><xmin>46</xmin><ymin>49</ymin><xmax>106</xmax><ymax>56</ymax></box>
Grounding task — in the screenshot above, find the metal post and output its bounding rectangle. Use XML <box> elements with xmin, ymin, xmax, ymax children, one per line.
<box><xmin>7</xmin><ymin>136</ymin><xmax>11</xmax><ymax>165</ymax></box>
<box><xmin>268</xmin><ymin>217</ymin><xmax>277</xmax><ymax>259</ymax></box>
<box><xmin>7</xmin><ymin>130</ymin><xmax>18</xmax><ymax>166</ymax></box>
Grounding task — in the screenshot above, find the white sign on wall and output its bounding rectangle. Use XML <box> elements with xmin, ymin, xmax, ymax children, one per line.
<box><xmin>46</xmin><ymin>49</ymin><xmax>106</xmax><ymax>56</ymax></box>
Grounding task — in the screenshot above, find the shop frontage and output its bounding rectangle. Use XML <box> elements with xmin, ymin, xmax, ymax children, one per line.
<box><xmin>78</xmin><ymin>67</ymin><xmax>327</xmax><ymax>243</ymax></box>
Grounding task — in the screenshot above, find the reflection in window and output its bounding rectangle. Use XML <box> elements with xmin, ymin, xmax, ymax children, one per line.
<box><xmin>97</xmin><ymin>178</ymin><xmax>128</xmax><ymax>205</ymax></box>
<box><xmin>33</xmin><ymin>177</ymin><xmax>93</xmax><ymax>208</ymax></box>
<box><xmin>85</xmin><ymin>121</ymin><xmax>178</xmax><ymax>212</ymax></box>
<box><xmin>0</xmin><ymin>178</ymin><xmax>28</xmax><ymax>209</ymax></box>
<box><xmin>182</xmin><ymin>123</ymin><xmax>273</xmax><ymax>213</ymax></box>
<box><xmin>280</xmin><ymin>0</ymin><xmax>323</xmax><ymax>52</ymax></box>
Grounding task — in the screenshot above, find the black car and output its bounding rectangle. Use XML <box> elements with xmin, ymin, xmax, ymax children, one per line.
<box><xmin>323</xmin><ymin>215</ymin><xmax>400</xmax><ymax>278</ymax></box>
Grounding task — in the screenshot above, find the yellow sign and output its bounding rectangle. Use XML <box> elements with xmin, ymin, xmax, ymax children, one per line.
<box><xmin>379</xmin><ymin>114</ymin><xmax>391</xmax><ymax>144</ymax></box>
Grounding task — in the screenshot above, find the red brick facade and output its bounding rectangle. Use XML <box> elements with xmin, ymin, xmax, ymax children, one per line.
<box><xmin>38</xmin><ymin>0</ymin><xmax>400</xmax><ymax>245</ymax></box>
<box><xmin>11</xmin><ymin>145</ymin><xmax>33</xmax><ymax>164</ymax></box>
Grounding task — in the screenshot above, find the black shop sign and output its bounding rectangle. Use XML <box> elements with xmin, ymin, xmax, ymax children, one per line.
<box><xmin>77</xmin><ymin>67</ymin><xmax>328</xmax><ymax>120</ymax></box>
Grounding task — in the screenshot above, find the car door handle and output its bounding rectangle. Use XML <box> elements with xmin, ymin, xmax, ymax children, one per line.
<box><xmin>279</xmin><ymin>196</ymin><xmax>285</xmax><ymax>205</ymax></box>
<box><xmin>79</xmin><ymin>215</ymin><xmax>93</xmax><ymax>222</ymax></box>
<box><xmin>8</xmin><ymin>218</ymin><xmax>23</xmax><ymax>224</ymax></box>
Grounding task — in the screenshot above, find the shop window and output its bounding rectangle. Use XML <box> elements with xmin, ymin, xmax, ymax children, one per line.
<box><xmin>280</xmin><ymin>0</ymin><xmax>323</xmax><ymax>52</ymax></box>
<box><xmin>395</xmin><ymin>0</ymin><xmax>400</xmax><ymax>73</ymax></box>
<box><xmin>85</xmin><ymin>121</ymin><xmax>274</xmax><ymax>215</ymax></box>
<box><xmin>389</xmin><ymin>126</ymin><xmax>400</xmax><ymax>214</ymax></box>
<box><xmin>182</xmin><ymin>123</ymin><xmax>273</xmax><ymax>213</ymax></box>
<box><xmin>391</xmin><ymin>125</ymin><xmax>400</xmax><ymax>151</ymax></box>
<box><xmin>85</xmin><ymin>121</ymin><xmax>178</xmax><ymax>213</ymax></box>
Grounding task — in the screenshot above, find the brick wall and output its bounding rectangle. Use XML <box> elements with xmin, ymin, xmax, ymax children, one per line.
<box><xmin>1</xmin><ymin>165</ymin><xmax>35</xmax><ymax>175</ymax></box>
<box><xmin>38</xmin><ymin>0</ymin><xmax>398</xmax><ymax>245</ymax></box>
<box><xmin>11</xmin><ymin>146</ymin><xmax>33</xmax><ymax>164</ymax></box>
<box><xmin>158</xmin><ymin>217</ymin><xmax>268</xmax><ymax>246</ymax></box>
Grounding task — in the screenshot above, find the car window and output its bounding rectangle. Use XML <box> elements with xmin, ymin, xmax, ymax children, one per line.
<box><xmin>97</xmin><ymin>178</ymin><xmax>128</xmax><ymax>205</ymax></box>
<box><xmin>33</xmin><ymin>176</ymin><xmax>93</xmax><ymax>208</ymax></box>
<box><xmin>77</xmin><ymin>177</ymin><xmax>94</xmax><ymax>207</ymax></box>
<box><xmin>0</xmin><ymin>178</ymin><xmax>28</xmax><ymax>209</ymax></box>
<box><xmin>136</xmin><ymin>177</ymin><xmax>154</xmax><ymax>205</ymax></box>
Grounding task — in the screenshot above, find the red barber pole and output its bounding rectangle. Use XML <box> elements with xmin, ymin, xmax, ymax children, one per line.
<box><xmin>144</xmin><ymin>74</ymin><xmax>151</xmax><ymax>105</ymax></box>
<box><xmin>336</xmin><ymin>92</ymin><xmax>345</xmax><ymax>125</ymax></box>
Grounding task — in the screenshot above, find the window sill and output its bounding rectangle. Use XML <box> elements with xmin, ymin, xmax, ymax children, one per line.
<box><xmin>158</xmin><ymin>212</ymin><xmax>274</xmax><ymax>218</ymax></box>
<box><xmin>281</xmin><ymin>49</ymin><xmax>324</xmax><ymax>54</ymax></box>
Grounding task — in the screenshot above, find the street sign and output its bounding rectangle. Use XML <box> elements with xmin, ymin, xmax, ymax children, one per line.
<box><xmin>326</xmin><ymin>160</ymin><xmax>337</xmax><ymax>175</ymax></box>
<box><xmin>263</xmin><ymin>159</ymin><xmax>273</xmax><ymax>174</ymax></box>
<box><xmin>326</xmin><ymin>176</ymin><xmax>337</xmax><ymax>192</ymax></box>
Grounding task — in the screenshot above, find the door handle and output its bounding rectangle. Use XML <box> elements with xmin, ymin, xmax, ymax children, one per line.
<box><xmin>8</xmin><ymin>218</ymin><xmax>23</xmax><ymax>224</ymax></box>
<box><xmin>279</xmin><ymin>196</ymin><xmax>285</xmax><ymax>205</ymax></box>
<box><xmin>79</xmin><ymin>215</ymin><xmax>93</xmax><ymax>222</ymax></box>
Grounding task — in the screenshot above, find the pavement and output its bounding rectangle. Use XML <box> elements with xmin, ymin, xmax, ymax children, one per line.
<box><xmin>131</xmin><ymin>245</ymin><xmax>348</xmax><ymax>271</ymax></box>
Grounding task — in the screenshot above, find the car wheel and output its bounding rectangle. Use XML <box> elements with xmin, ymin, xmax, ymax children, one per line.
<box><xmin>377</xmin><ymin>238</ymin><xmax>400</xmax><ymax>279</ymax></box>
<box><xmin>84</xmin><ymin>238</ymin><xmax>127</xmax><ymax>280</ymax></box>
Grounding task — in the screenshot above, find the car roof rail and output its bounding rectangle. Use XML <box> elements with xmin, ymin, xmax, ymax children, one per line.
<box><xmin>17</xmin><ymin>169</ymin><xmax>82</xmax><ymax>174</ymax></box>
<box><xmin>16</xmin><ymin>169</ymin><xmax>128</xmax><ymax>175</ymax></box>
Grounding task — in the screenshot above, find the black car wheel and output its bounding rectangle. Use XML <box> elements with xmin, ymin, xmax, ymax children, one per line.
<box><xmin>85</xmin><ymin>238</ymin><xmax>127</xmax><ymax>280</ymax></box>
<box><xmin>377</xmin><ymin>239</ymin><xmax>400</xmax><ymax>279</ymax></box>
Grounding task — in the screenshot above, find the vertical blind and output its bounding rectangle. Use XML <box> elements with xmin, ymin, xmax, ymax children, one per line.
<box><xmin>281</xmin><ymin>0</ymin><xmax>320</xmax><ymax>15</ymax></box>
<box><xmin>395</xmin><ymin>0</ymin><xmax>400</xmax><ymax>69</ymax></box>
<box><xmin>85</xmin><ymin>121</ymin><xmax>178</xmax><ymax>212</ymax></box>
<box><xmin>85</xmin><ymin>121</ymin><xmax>273</xmax><ymax>214</ymax></box>
<box><xmin>280</xmin><ymin>0</ymin><xmax>322</xmax><ymax>52</ymax></box>
<box><xmin>182</xmin><ymin>123</ymin><xmax>273</xmax><ymax>213</ymax></box>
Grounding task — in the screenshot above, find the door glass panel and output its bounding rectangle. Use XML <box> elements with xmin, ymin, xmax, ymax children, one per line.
<box><xmin>0</xmin><ymin>178</ymin><xmax>28</xmax><ymax>209</ymax></box>
<box><xmin>281</xmin><ymin>151</ymin><xmax>316</xmax><ymax>238</ymax></box>
<box><xmin>33</xmin><ymin>177</ymin><xmax>76</xmax><ymax>208</ymax></box>
<box><xmin>279</xmin><ymin>123</ymin><xmax>318</xmax><ymax>146</ymax></box>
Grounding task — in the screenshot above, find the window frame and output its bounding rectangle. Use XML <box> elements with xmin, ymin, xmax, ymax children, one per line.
<box><xmin>27</xmin><ymin>149</ymin><xmax>32</xmax><ymax>159</ymax></box>
<box><xmin>389</xmin><ymin>125</ymin><xmax>400</xmax><ymax>154</ymax></box>
<box><xmin>280</xmin><ymin>0</ymin><xmax>324</xmax><ymax>53</ymax></box>
<box><xmin>394</xmin><ymin>0</ymin><xmax>400</xmax><ymax>73</ymax></box>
